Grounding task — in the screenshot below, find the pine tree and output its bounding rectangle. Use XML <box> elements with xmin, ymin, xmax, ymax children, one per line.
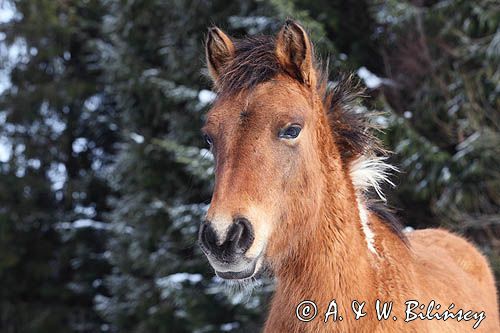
<box><xmin>372</xmin><ymin>0</ymin><xmax>500</xmax><ymax>274</ymax></box>
<box><xmin>0</xmin><ymin>1</ymin><xmax>117</xmax><ymax>331</ymax></box>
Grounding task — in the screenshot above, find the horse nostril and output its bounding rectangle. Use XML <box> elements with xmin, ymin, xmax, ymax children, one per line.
<box><xmin>199</xmin><ymin>221</ymin><xmax>218</xmax><ymax>254</ymax></box>
<box><xmin>231</xmin><ymin>217</ymin><xmax>255</xmax><ymax>254</ymax></box>
<box><xmin>198</xmin><ymin>218</ymin><xmax>255</xmax><ymax>259</ymax></box>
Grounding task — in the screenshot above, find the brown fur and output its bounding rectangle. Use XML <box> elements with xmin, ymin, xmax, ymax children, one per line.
<box><xmin>202</xmin><ymin>21</ymin><xmax>499</xmax><ymax>332</ymax></box>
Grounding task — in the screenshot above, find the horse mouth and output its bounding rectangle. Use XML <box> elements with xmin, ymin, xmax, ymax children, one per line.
<box><xmin>214</xmin><ymin>256</ymin><xmax>263</xmax><ymax>280</ymax></box>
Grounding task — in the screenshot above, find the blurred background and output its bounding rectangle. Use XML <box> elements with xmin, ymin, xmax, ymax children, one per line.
<box><xmin>0</xmin><ymin>0</ymin><xmax>498</xmax><ymax>332</ymax></box>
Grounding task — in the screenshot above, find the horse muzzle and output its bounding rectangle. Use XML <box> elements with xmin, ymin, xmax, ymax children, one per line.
<box><xmin>199</xmin><ymin>217</ymin><xmax>262</xmax><ymax>279</ymax></box>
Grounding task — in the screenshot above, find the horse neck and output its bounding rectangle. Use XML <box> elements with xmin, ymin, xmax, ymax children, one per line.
<box><xmin>268</xmin><ymin>127</ymin><xmax>409</xmax><ymax>329</ymax></box>
<box><xmin>272</xmin><ymin>162</ymin><xmax>379</xmax><ymax>307</ymax></box>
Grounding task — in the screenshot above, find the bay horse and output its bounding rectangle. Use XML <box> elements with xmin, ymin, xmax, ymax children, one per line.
<box><xmin>198</xmin><ymin>20</ymin><xmax>499</xmax><ymax>332</ymax></box>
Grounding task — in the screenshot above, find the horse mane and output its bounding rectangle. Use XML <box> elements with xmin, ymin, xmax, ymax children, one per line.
<box><xmin>216</xmin><ymin>35</ymin><xmax>279</xmax><ymax>96</ymax></box>
<box><xmin>212</xmin><ymin>34</ymin><xmax>406</xmax><ymax>242</ymax></box>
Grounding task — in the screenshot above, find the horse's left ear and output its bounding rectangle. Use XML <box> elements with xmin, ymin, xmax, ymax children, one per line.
<box><xmin>276</xmin><ymin>20</ymin><xmax>316</xmax><ymax>87</ymax></box>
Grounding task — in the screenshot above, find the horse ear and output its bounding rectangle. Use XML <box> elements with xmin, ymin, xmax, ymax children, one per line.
<box><xmin>206</xmin><ymin>27</ymin><xmax>235</xmax><ymax>86</ymax></box>
<box><xmin>275</xmin><ymin>20</ymin><xmax>316</xmax><ymax>87</ymax></box>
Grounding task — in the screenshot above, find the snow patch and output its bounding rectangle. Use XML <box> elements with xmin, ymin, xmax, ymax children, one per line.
<box><xmin>47</xmin><ymin>162</ymin><xmax>67</xmax><ymax>191</ymax></box>
<box><xmin>357</xmin><ymin>67</ymin><xmax>382</xmax><ymax>89</ymax></box>
<box><xmin>156</xmin><ymin>273</ymin><xmax>203</xmax><ymax>299</ymax></box>
<box><xmin>403</xmin><ymin>226</ymin><xmax>415</xmax><ymax>233</ymax></box>
<box><xmin>0</xmin><ymin>3</ymin><xmax>16</xmax><ymax>23</ymax></box>
<box><xmin>198</xmin><ymin>89</ymin><xmax>216</xmax><ymax>106</ymax></box>
<box><xmin>72</xmin><ymin>137</ymin><xmax>88</xmax><ymax>153</ymax></box>
<box><xmin>56</xmin><ymin>219</ymin><xmax>110</xmax><ymax>231</ymax></box>
<box><xmin>0</xmin><ymin>136</ymin><xmax>12</xmax><ymax>162</ymax></box>
<box><xmin>130</xmin><ymin>132</ymin><xmax>144</xmax><ymax>144</ymax></box>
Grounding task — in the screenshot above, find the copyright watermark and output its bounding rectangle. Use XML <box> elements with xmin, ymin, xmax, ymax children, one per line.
<box><xmin>295</xmin><ymin>300</ymin><xmax>318</xmax><ymax>322</ymax></box>
<box><xmin>294</xmin><ymin>299</ymin><xmax>486</xmax><ymax>329</ymax></box>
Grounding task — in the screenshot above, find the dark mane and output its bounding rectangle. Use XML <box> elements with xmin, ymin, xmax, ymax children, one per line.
<box><xmin>367</xmin><ymin>201</ymin><xmax>408</xmax><ymax>245</ymax></box>
<box><xmin>217</xmin><ymin>35</ymin><xmax>279</xmax><ymax>95</ymax></box>
<box><xmin>323</xmin><ymin>73</ymin><xmax>386</xmax><ymax>162</ymax></box>
<box><xmin>213</xmin><ymin>35</ymin><xmax>406</xmax><ymax>243</ymax></box>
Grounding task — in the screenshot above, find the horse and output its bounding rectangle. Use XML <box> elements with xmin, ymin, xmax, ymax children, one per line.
<box><xmin>198</xmin><ymin>20</ymin><xmax>499</xmax><ymax>332</ymax></box>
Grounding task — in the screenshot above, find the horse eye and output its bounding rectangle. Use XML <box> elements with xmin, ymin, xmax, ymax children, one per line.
<box><xmin>279</xmin><ymin>125</ymin><xmax>302</xmax><ymax>139</ymax></box>
<box><xmin>203</xmin><ymin>134</ymin><xmax>213</xmax><ymax>146</ymax></box>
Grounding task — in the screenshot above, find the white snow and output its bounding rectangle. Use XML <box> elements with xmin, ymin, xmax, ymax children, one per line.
<box><xmin>156</xmin><ymin>273</ymin><xmax>203</xmax><ymax>299</ymax></box>
<box><xmin>27</xmin><ymin>158</ymin><xmax>41</xmax><ymax>169</ymax></box>
<box><xmin>228</xmin><ymin>16</ymin><xmax>271</xmax><ymax>34</ymax></box>
<box><xmin>0</xmin><ymin>136</ymin><xmax>11</xmax><ymax>162</ymax></box>
<box><xmin>47</xmin><ymin>162</ymin><xmax>67</xmax><ymax>191</ymax></box>
<box><xmin>220</xmin><ymin>322</ymin><xmax>240</xmax><ymax>331</ymax></box>
<box><xmin>0</xmin><ymin>3</ymin><xmax>15</xmax><ymax>23</ymax></box>
<box><xmin>198</xmin><ymin>89</ymin><xmax>216</xmax><ymax>106</ymax></box>
<box><xmin>130</xmin><ymin>132</ymin><xmax>144</xmax><ymax>144</ymax></box>
<box><xmin>403</xmin><ymin>226</ymin><xmax>415</xmax><ymax>233</ymax></box>
<box><xmin>162</xmin><ymin>273</ymin><xmax>203</xmax><ymax>285</ymax></box>
<box><xmin>357</xmin><ymin>67</ymin><xmax>382</xmax><ymax>89</ymax></box>
<box><xmin>404</xmin><ymin>111</ymin><xmax>413</xmax><ymax>119</ymax></box>
<box><xmin>84</xmin><ymin>95</ymin><xmax>101</xmax><ymax>112</ymax></box>
<box><xmin>55</xmin><ymin>219</ymin><xmax>133</xmax><ymax>234</ymax></box>
<box><xmin>56</xmin><ymin>219</ymin><xmax>110</xmax><ymax>231</ymax></box>
<box><xmin>72</xmin><ymin>137</ymin><xmax>88</xmax><ymax>153</ymax></box>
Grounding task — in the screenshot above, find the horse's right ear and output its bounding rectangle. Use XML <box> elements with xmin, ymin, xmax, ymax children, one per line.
<box><xmin>206</xmin><ymin>27</ymin><xmax>235</xmax><ymax>87</ymax></box>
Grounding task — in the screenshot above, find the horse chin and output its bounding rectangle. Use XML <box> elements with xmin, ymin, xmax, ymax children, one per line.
<box><xmin>215</xmin><ymin>255</ymin><xmax>264</xmax><ymax>281</ymax></box>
